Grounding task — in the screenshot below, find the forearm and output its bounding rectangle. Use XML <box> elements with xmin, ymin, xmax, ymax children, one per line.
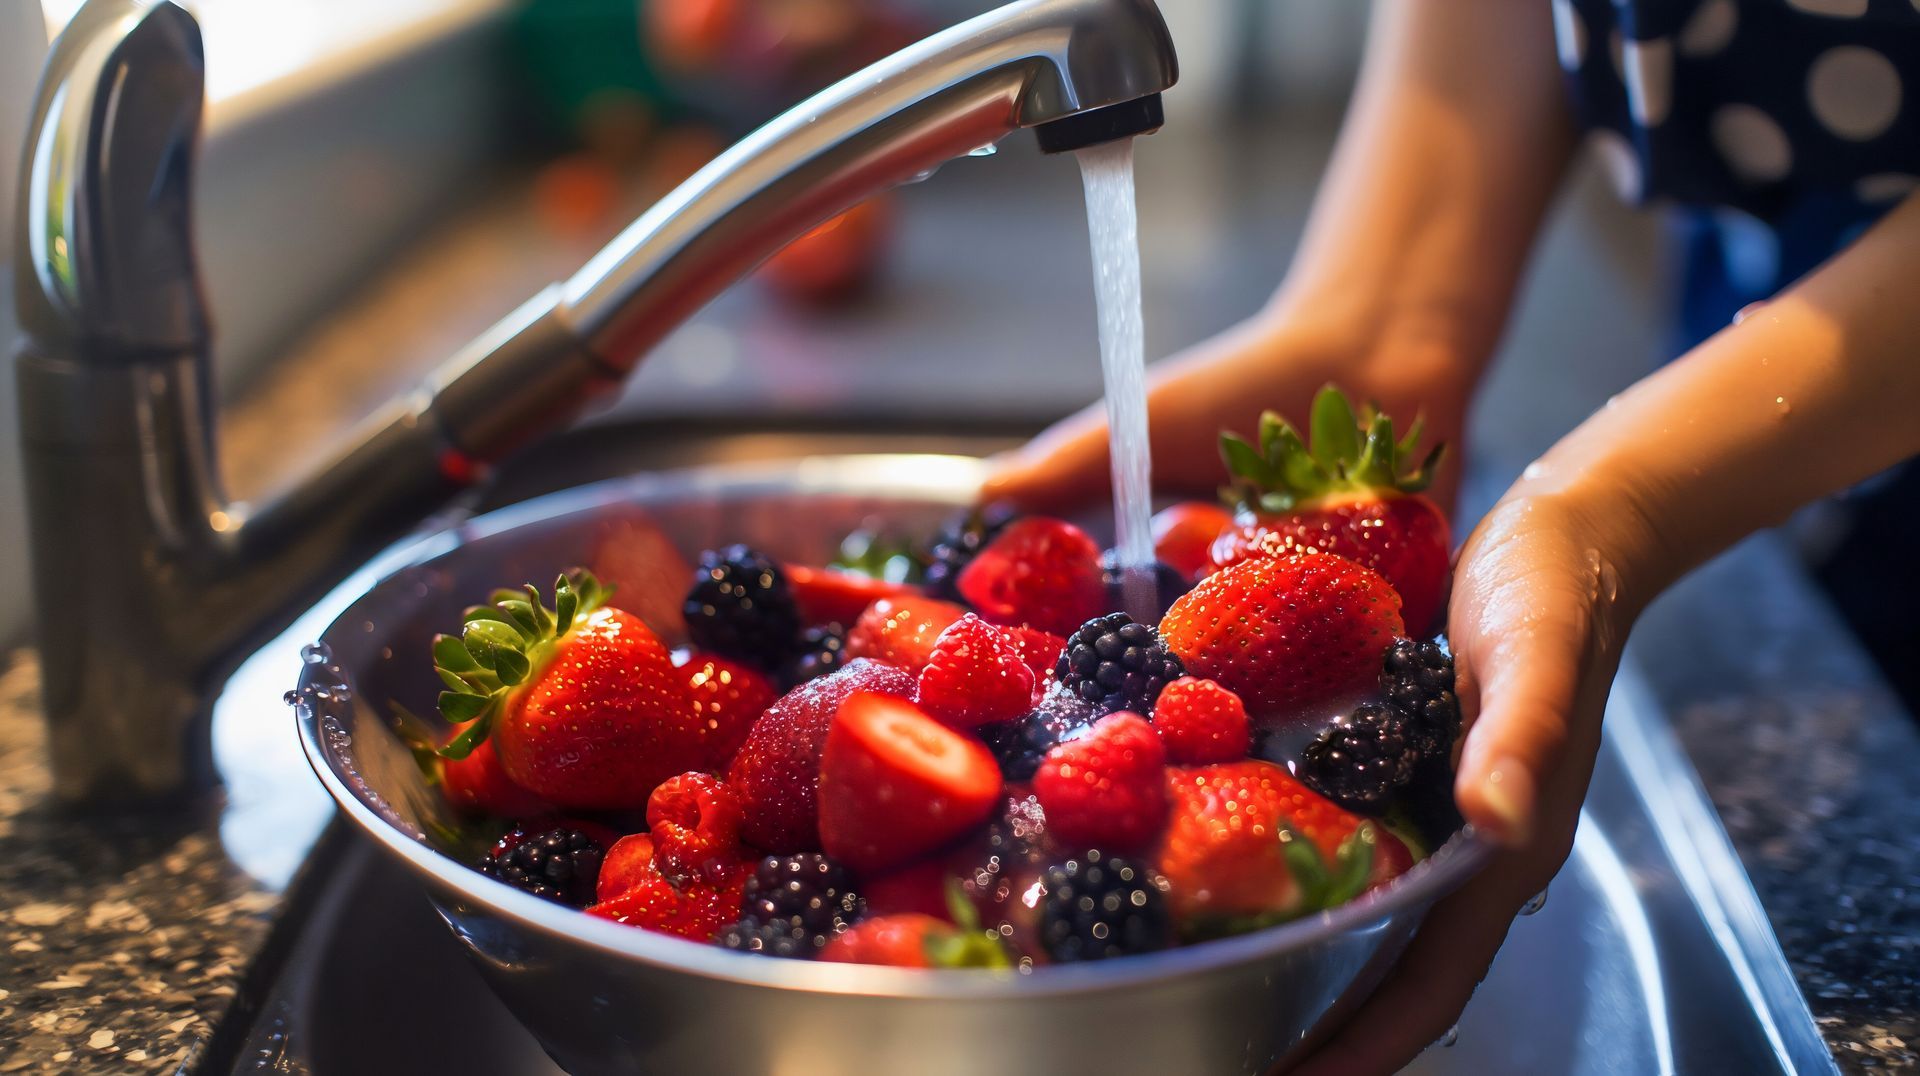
<box><xmin>1273</xmin><ymin>0</ymin><xmax>1577</xmax><ymax>375</ymax></box>
<box><xmin>1515</xmin><ymin>192</ymin><xmax>1920</xmax><ymax>610</ymax></box>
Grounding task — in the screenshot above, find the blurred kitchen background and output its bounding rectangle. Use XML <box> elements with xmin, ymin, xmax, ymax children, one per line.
<box><xmin>1</xmin><ymin>0</ymin><xmax>1669</xmax><ymax>648</ymax></box>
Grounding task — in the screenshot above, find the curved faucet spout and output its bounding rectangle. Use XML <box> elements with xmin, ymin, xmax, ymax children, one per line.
<box><xmin>11</xmin><ymin>0</ymin><xmax>1174</xmax><ymax>802</ymax></box>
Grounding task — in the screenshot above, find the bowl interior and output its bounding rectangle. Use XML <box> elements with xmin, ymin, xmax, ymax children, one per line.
<box><xmin>293</xmin><ymin>455</ymin><xmax>1492</xmax><ymax>993</ymax></box>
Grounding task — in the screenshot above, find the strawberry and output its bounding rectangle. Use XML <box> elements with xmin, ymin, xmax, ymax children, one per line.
<box><xmin>999</xmin><ymin>625</ymin><xmax>1067</xmax><ymax>697</ymax></box>
<box><xmin>727</xmin><ymin>659</ymin><xmax>916</xmax><ymax>852</ymax></box>
<box><xmin>1152</xmin><ymin>678</ymin><xmax>1250</xmax><ymax>765</ymax></box>
<box><xmin>820</xmin><ymin>909</ymin><xmax>1010</xmax><ymax>968</ymax></box>
<box><xmin>1032</xmin><ymin>713</ymin><xmax>1168</xmax><ymax>853</ymax></box>
<box><xmin>1159</xmin><ymin>552</ymin><xmax>1403</xmax><ymax>721</ymax></box>
<box><xmin>818</xmin><ymin>693</ymin><xmax>1003</xmax><ymax>871</ymax></box>
<box><xmin>845</xmin><ymin>595</ymin><xmax>968</xmax><ymax>672</ymax></box>
<box><xmin>956</xmin><ymin>517</ymin><xmax>1106</xmax><ymax>636</ymax></box>
<box><xmin>585</xmin><ymin>862</ymin><xmax>747</xmax><ymax>941</ymax></box>
<box><xmin>860</xmin><ymin>858</ymin><xmax>956</xmax><ymax>922</ymax></box>
<box><xmin>1211</xmin><ymin>385</ymin><xmax>1452</xmax><ymax>633</ymax></box>
<box><xmin>438</xmin><ymin>735</ymin><xmax>552</xmax><ymax>818</ymax></box>
<box><xmin>916</xmin><ymin>614</ymin><xmax>1035</xmax><ymax>727</ymax></box>
<box><xmin>680</xmin><ymin>651</ymin><xmax>776</xmax><ymax>771</ymax></box>
<box><xmin>785</xmin><ymin>563</ymin><xmax>919</xmax><ymax>628</ymax></box>
<box><xmin>589</xmin><ymin>514</ymin><xmax>694</xmax><ymax>641</ymax></box>
<box><xmin>1152</xmin><ymin>502</ymin><xmax>1234</xmax><ymax>582</ymax></box>
<box><xmin>432</xmin><ymin>571</ymin><xmax>701</xmax><ymax>810</ymax></box>
<box><xmin>1158</xmin><ymin>761</ymin><xmax>1409</xmax><ymax>931</ymax></box>
<box><xmin>646</xmin><ymin>772</ymin><xmax>745</xmax><ymax>884</ymax></box>
<box><xmin>597</xmin><ymin>833</ymin><xmax>657</xmax><ymax>904</ymax></box>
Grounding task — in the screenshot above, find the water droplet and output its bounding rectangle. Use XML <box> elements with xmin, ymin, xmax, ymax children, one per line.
<box><xmin>301</xmin><ymin>642</ymin><xmax>332</xmax><ymax>664</ymax></box>
<box><xmin>282</xmin><ymin>690</ymin><xmax>301</xmax><ymax>706</ymax></box>
<box><xmin>1583</xmin><ymin>549</ymin><xmax>1620</xmax><ymax>603</ymax></box>
<box><xmin>1522</xmin><ymin>461</ymin><xmax>1548</xmax><ymax>481</ymax></box>
<box><xmin>967</xmin><ymin>142</ymin><xmax>999</xmax><ymax>157</ymax></box>
<box><xmin>1439</xmin><ymin>1025</ymin><xmax>1459</xmax><ymax>1047</ymax></box>
<box><xmin>1520</xmin><ymin>887</ymin><xmax>1549</xmax><ymax>915</ymax></box>
<box><xmin>1775</xmin><ymin>395</ymin><xmax>1791</xmax><ymax>417</ymax></box>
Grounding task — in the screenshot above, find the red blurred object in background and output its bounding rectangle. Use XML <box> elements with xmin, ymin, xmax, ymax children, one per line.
<box><xmin>757</xmin><ymin>195</ymin><xmax>894</xmax><ymax>307</ymax></box>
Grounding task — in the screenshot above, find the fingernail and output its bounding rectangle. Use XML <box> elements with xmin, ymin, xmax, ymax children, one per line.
<box><xmin>1472</xmin><ymin>757</ymin><xmax>1535</xmax><ymax>846</ymax></box>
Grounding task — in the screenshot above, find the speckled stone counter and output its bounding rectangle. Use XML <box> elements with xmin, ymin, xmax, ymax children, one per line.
<box><xmin>1633</xmin><ymin>535</ymin><xmax>1920</xmax><ymax>1071</ymax></box>
<box><xmin>0</xmin><ymin>654</ymin><xmax>287</xmax><ymax>1073</ymax></box>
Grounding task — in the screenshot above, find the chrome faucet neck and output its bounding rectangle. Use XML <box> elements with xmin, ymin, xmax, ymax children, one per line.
<box><xmin>12</xmin><ymin>0</ymin><xmax>1176</xmax><ymax>803</ymax></box>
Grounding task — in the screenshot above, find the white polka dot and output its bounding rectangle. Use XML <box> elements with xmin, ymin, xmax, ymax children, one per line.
<box><xmin>1589</xmin><ymin>130</ymin><xmax>1642</xmax><ymax>201</ymax></box>
<box><xmin>1623</xmin><ymin>38</ymin><xmax>1673</xmax><ymax>125</ymax></box>
<box><xmin>1786</xmin><ymin>0</ymin><xmax>1868</xmax><ymax>15</ymax></box>
<box><xmin>1807</xmin><ymin>46</ymin><xmax>1902</xmax><ymax>141</ymax></box>
<box><xmin>1712</xmin><ymin>105</ymin><xmax>1792</xmax><ymax>183</ymax></box>
<box><xmin>1552</xmin><ymin>0</ymin><xmax>1586</xmax><ymax>71</ymax></box>
<box><xmin>1856</xmin><ymin>172</ymin><xmax>1919</xmax><ymax>203</ymax></box>
<box><xmin>1678</xmin><ymin>0</ymin><xmax>1737</xmax><ymax>58</ymax></box>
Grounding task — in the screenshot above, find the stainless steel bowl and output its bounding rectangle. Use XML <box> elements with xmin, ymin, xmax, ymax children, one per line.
<box><xmin>292</xmin><ymin>455</ymin><xmax>1491</xmax><ymax>1076</ymax></box>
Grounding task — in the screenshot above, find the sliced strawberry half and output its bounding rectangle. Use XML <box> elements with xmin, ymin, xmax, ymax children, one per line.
<box><xmin>785</xmin><ymin>564</ymin><xmax>920</xmax><ymax>628</ymax></box>
<box><xmin>818</xmin><ymin>693</ymin><xmax>1002</xmax><ymax>871</ymax></box>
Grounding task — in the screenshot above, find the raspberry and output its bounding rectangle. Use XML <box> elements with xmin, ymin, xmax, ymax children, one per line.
<box><xmin>1297</xmin><ymin>702</ymin><xmax>1422</xmax><ymax>815</ymax></box>
<box><xmin>917</xmin><ymin>614</ymin><xmax>1035</xmax><ymax>727</ymax></box>
<box><xmin>684</xmin><ymin>545</ymin><xmax>802</xmax><ymax>665</ymax></box>
<box><xmin>1152</xmin><ymin>677</ymin><xmax>1250</xmax><ymax>765</ymax></box>
<box><xmin>1039</xmin><ymin>851</ymin><xmax>1172</xmax><ymax>962</ymax></box>
<box><xmin>646</xmin><ymin>772</ymin><xmax>744</xmax><ymax>883</ymax></box>
<box><xmin>1033</xmin><ymin>713</ymin><xmax>1169</xmax><ymax>853</ymax></box>
<box><xmin>1055</xmin><ymin>613</ymin><xmax>1185</xmax><ymax>716</ymax></box>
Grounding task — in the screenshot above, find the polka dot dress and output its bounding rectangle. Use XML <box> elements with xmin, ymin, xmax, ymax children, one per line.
<box><xmin>1557</xmin><ymin>0</ymin><xmax>1920</xmax><ymax>218</ymax></box>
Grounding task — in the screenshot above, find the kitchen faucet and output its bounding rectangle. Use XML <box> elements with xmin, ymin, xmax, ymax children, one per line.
<box><xmin>11</xmin><ymin>0</ymin><xmax>1176</xmax><ymax>803</ymax></box>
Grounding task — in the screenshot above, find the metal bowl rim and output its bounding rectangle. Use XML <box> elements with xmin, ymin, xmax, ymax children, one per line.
<box><xmin>294</xmin><ymin>454</ymin><xmax>1495</xmax><ymax>999</ymax></box>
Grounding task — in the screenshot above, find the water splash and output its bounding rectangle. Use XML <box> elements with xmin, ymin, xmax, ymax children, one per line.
<box><xmin>1075</xmin><ymin>138</ymin><xmax>1156</xmax><ymax>621</ymax></box>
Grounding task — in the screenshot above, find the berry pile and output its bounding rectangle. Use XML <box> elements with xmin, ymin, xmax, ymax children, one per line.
<box><xmin>420</xmin><ymin>386</ymin><xmax>1465</xmax><ymax>968</ymax></box>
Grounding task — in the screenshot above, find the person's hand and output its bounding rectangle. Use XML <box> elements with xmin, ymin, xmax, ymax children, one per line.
<box><xmin>1293</xmin><ymin>488</ymin><xmax>1648</xmax><ymax>1074</ymax></box>
<box><xmin>981</xmin><ymin>309</ymin><xmax>1477</xmax><ymax>516</ymax></box>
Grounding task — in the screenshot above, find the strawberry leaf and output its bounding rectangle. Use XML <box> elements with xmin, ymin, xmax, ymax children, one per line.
<box><xmin>431</xmin><ymin>568</ymin><xmax>610</xmax><ymax>738</ymax></box>
<box><xmin>1324</xmin><ymin>825</ymin><xmax>1379</xmax><ymax>908</ymax></box>
<box><xmin>1308</xmin><ymin>385</ymin><xmax>1361</xmax><ymax>471</ymax></box>
<box><xmin>436</xmin><ymin>704</ymin><xmax>495</xmax><ymax>757</ymax></box>
<box><xmin>1216</xmin><ymin>384</ymin><xmax>1446</xmax><ymax>511</ymax></box>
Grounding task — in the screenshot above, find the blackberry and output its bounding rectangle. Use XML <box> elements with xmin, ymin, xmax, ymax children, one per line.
<box><xmin>785</xmin><ymin>625</ymin><xmax>847</xmax><ymax>685</ymax></box>
<box><xmin>1380</xmin><ymin>637</ymin><xmax>1462</xmax><ymax>759</ymax></box>
<box><xmin>922</xmin><ymin>505</ymin><xmax>1016</xmax><ymax>599</ymax></box>
<box><xmin>728</xmin><ymin>853</ymin><xmax>863</xmax><ymax>958</ymax></box>
<box><xmin>477</xmin><ymin>824</ymin><xmax>605</xmax><ymax>907</ymax></box>
<box><xmin>1098</xmin><ymin>552</ymin><xmax>1192</xmax><ymax>621</ymax></box>
<box><xmin>716</xmin><ymin>918</ymin><xmax>818</xmax><ymax>959</ymax></box>
<box><xmin>1039</xmin><ymin>851</ymin><xmax>1172</xmax><ymax>962</ymax></box>
<box><xmin>684</xmin><ymin>545</ymin><xmax>802</xmax><ymax>664</ymax></box>
<box><xmin>1298</xmin><ymin>702</ymin><xmax>1422</xmax><ymax>815</ymax></box>
<box><xmin>1055</xmin><ymin>613</ymin><xmax>1185</xmax><ymax>715</ymax></box>
<box><xmin>982</xmin><ymin>687</ymin><xmax>1096</xmax><ymax>780</ymax></box>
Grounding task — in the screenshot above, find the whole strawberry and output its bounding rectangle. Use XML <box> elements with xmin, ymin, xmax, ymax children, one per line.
<box><xmin>679</xmin><ymin>651</ymin><xmax>777</xmax><ymax>771</ymax></box>
<box><xmin>438</xmin><ymin>735</ymin><xmax>552</xmax><ymax>818</ymax></box>
<box><xmin>956</xmin><ymin>517</ymin><xmax>1106</xmax><ymax>636</ymax></box>
<box><xmin>1159</xmin><ymin>552</ymin><xmax>1403</xmax><ymax>721</ymax></box>
<box><xmin>1157</xmin><ymin>760</ymin><xmax>1409</xmax><ymax>932</ymax></box>
<box><xmin>845</xmin><ymin>595</ymin><xmax>968</xmax><ymax>673</ymax></box>
<box><xmin>728</xmin><ymin>659</ymin><xmax>917</xmax><ymax>853</ymax></box>
<box><xmin>1033</xmin><ymin>712</ymin><xmax>1168</xmax><ymax>853</ymax></box>
<box><xmin>432</xmin><ymin>571</ymin><xmax>701</xmax><ymax>810</ymax></box>
<box><xmin>1211</xmin><ymin>386</ymin><xmax>1451</xmax><ymax>633</ymax></box>
<box><xmin>1152</xmin><ymin>502</ymin><xmax>1234</xmax><ymax>582</ymax></box>
<box><xmin>917</xmin><ymin>614</ymin><xmax>1035</xmax><ymax>727</ymax></box>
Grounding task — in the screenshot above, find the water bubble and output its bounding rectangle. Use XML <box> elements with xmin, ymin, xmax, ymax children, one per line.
<box><xmin>300</xmin><ymin>641</ymin><xmax>332</xmax><ymax>664</ymax></box>
<box><xmin>1520</xmin><ymin>887</ymin><xmax>1549</xmax><ymax>915</ymax></box>
<box><xmin>1439</xmin><ymin>1025</ymin><xmax>1459</xmax><ymax>1048</ymax></box>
